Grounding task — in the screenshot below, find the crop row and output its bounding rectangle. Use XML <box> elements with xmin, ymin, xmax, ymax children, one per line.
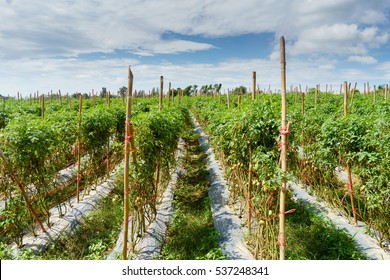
<box><xmin>189</xmin><ymin>91</ymin><xmax>389</xmax><ymax>257</ymax></box>
<box><xmin>0</xmin><ymin>97</ymin><xmax>187</xmax><ymax>247</ymax></box>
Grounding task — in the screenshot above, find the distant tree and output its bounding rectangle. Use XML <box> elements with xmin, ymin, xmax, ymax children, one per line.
<box><xmin>193</xmin><ymin>85</ymin><xmax>198</xmax><ymax>94</ymax></box>
<box><xmin>214</xmin><ymin>83</ymin><xmax>222</xmax><ymax>93</ymax></box>
<box><xmin>101</xmin><ymin>87</ymin><xmax>107</xmax><ymax>98</ymax></box>
<box><xmin>232</xmin><ymin>86</ymin><xmax>247</xmax><ymax>95</ymax></box>
<box><xmin>183</xmin><ymin>85</ymin><xmax>192</xmax><ymax>96</ymax></box>
<box><xmin>118</xmin><ymin>86</ymin><xmax>127</xmax><ymax>97</ymax></box>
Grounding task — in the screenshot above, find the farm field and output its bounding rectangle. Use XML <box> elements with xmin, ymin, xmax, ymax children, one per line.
<box><xmin>1</xmin><ymin>83</ymin><xmax>388</xmax><ymax>260</ymax></box>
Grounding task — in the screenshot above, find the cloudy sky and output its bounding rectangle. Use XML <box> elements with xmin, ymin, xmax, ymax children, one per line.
<box><xmin>1</xmin><ymin>0</ymin><xmax>390</xmax><ymax>96</ymax></box>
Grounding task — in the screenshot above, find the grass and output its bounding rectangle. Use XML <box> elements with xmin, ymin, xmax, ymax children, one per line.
<box><xmin>159</xmin><ymin>124</ymin><xmax>225</xmax><ymax>260</ymax></box>
<box><xmin>285</xmin><ymin>197</ymin><xmax>368</xmax><ymax>260</ymax></box>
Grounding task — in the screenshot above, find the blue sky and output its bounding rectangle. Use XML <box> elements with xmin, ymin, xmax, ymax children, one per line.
<box><xmin>1</xmin><ymin>0</ymin><xmax>390</xmax><ymax>96</ymax></box>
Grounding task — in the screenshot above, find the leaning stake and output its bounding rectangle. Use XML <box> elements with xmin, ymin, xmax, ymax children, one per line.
<box><xmin>0</xmin><ymin>149</ymin><xmax>46</xmax><ymax>233</ymax></box>
<box><xmin>278</xmin><ymin>36</ymin><xmax>288</xmax><ymax>260</ymax></box>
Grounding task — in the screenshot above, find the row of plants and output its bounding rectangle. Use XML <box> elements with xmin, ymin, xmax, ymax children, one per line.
<box><xmin>188</xmin><ymin>92</ymin><xmax>384</xmax><ymax>259</ymax></box>
<box><xmin>288</xmin><ymin>93</ymin><xmax>390</xmax><ymax>245</ymax></box>
<box><xmin>0</xmin><ymin>96</ymin><xmax>187</xmax><ymax>254</ymax></box>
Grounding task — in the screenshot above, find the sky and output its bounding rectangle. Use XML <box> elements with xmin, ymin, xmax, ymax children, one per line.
<box><xmin>1</xmin><ymin>0</ymin><xmax>390</xmax><ymax>96</ymax></box>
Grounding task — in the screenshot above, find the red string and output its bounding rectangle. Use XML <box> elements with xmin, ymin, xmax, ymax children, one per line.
<box><xmin>279</xmin><ymin>209</ymin><xmax>296</xmax><ymax>215</ymax></box>
<box><xmin>278</xmin><ymin>234</ymin><xmax>286</xmax><ymax>247</ymax></box>
<box><xmin>281</xmin><ymin>127</ymin><xmax>290</xmax><ymax>135</ymax></box>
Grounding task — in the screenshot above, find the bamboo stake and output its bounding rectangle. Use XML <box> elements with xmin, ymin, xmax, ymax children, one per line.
<box><xmin>123</xmin><ymin>66</ymin><xmax>136</xmax><ymax>259</ymax></box>
<box><xmin>343</xmin><ymin>82</ymin><xmax>357</xmax><ymax>226</ymax></box>
<box><xmin>168</xmin><ymin>82</ymin><xmax>171</xmax><ymax>105</ymax></box>
<box><xmin>41</xmin><ymin>94</ymin><xmax>45</xmax><ymax>120</ymax></box>
<box><xmin>68</xmin><ymin>94</ymin><xmax>72</xmax><ymax>112</ymax></box>
<box><xmin>300</xmin><ymin>85</ymin><xmax>304</xmax><ymax>115</ymax></box>
<box><xmin>107</xmin><ymin>91</ymin><xmax>111</xmax><ymax>108</ymax></box>
<box><xmin>279</xmin><ymin>36</ymin><xmax>288</xmax><ymax>260</ymax></box>
<box><xmin>346</xmin><ymin>163</ymin><xmax>358</xmax><ymax>226</ymax></box>
<box><xmin>159</xmin><ymin>76</ymin><xmax>163</xmax><ymax>112</ymax></box>
<box><xmin>350</xmin><ymin>82</ymin><xmax>357</xmax><ymax>107</ymax></box>
<box><xmin>123</xmin><ymin>68</ymin><xmax>132</xmax><ymax>260</ymax></box>
<box><xmin>154</xmin><ymin>155</ymin><xmax>161</xmax><ymax>214</ymax></box>
<box><xmin>343</xmin><ymin>81</ymin><xmax>348</xmax><ymax>116</ymax></box>
<box><xmin>0</xmin><ymin>149</ymin><xmax>46</xmax><ymax>233</ymax></box>
<box><xmin>373</xmin><ymin>85</ymin><xmax>376</xmax><ymax>103</ymax></box>
<box><xmin>76</xmin><ymin>95</ymin><xmax>82</xmax><ymax>203</ymax></box>
<box><xmin>247</xmin><ymin>146</ymin><xmax>253</xmax><ymax>233</ymax></box>
<box><xmin>252</xmin><ymin>71</ymin><xmax>256</xmax><ymax>101</ymax></box>
<box><xmin>386</xmin><ymin>84</ymin><xmax>388</xmax><ymax>101</ymax></box>
<box><xmin>227</xmin><ymin>91</ymin><xmax>230</xmax><ymax>108</ymax></box>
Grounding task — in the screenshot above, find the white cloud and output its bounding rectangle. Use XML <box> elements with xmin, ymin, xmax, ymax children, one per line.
<box><xmin>348</xmin><ymin>55</ymin><xmax>378</xmax><ymax>64</ymax></box>
<box><xmin>289</xmin><ymin>24</ymin><xmax>388</xmax><ymax>56</ymax></box>
<box><xmin>1</xmin><ymin>0</ymin><xmax>390</xmax><ymax>95</ymax></box>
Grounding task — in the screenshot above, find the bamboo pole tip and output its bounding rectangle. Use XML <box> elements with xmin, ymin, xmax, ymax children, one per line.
<box><xmin>128</xmin><ymin>66</ymin><xmax>133</xmax><ymax>80</ymax></box>
<box><xmin>280</xmin><ymin>36</ymin><xmax>285</xmax><ymax>46</ymax></box>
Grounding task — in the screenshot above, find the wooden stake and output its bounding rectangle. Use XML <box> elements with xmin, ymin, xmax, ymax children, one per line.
<box><xmin>76</xmin><ymin>95</ymin><xmax>82</xmax><ymax>203</ymax></box>
<box><xmin>252</xmin><ymin>71</ymin><xmax>256</xmax><ymax>101</ymax></box>
<box><xmin>343</xmin><ymin>81</ymin><xmax>348</xmax><ymax>116</ymax></box>
<box><xmin>159</xmin><ymin>76</ymin><xmax>163</xmax><ymax>112</ymax></box>
<box><xmin>123</xmin><ymin>68</ymin><xmax>132</xmax><ymax>260</ymax></box>
<box><xmin>373</xmin><ymin>85</ymin><xmax>376</xmax><ymax>103</ymax></box>
<box><xmin>168</xmin><ymin>82</ymin><xmax>171</xmax><ymax>105</ymax></box>
<box><xmin>123</xmin><ymin>66</ymin><xmax>136</xmax><ymax>260</ymax></box>
<box><xmin>350</xmin><ymin>82</ymin><xmax>357</xmax><ymax>107</ymax></box>
<box><xmin>247</xmin><ymin>146</ymin><xmax>253</xmax><ymax>233</ymax></box>
<box><xmin>346</xmin><ymin>163</ymin><xmax>358</xmax><ymax>226</ymax></box>
<box><xmin>300</xmin><ymin>85</ymin><xmax>304</xmax><ymax>115</ymax></box>
<box><xmin>279</xmin><ymin>36</ymin><xmax>288</xmax><ymax>260</ymax></box>
<box><xmin>41</xmin><ymin>94</ymin><xmax>45</xmax><ymax>120</ymax></box>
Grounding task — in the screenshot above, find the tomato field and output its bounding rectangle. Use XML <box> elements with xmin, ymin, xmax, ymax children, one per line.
<box><xmin>0</xmin><ymin>69</ymin><xmax>389</xmax><ymax>260</ymax></box>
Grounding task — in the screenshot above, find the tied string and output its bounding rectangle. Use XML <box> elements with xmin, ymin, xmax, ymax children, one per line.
<box><xmin>281</xmin><ymin>127</ymin><xmax>290</xmax><ymax>135</ymax></box>
<box><xmin>278</xmin><ymin>234</ymin><xmax>286</xmax><ymax>247</ymax></box>
<box><xmin>276</xmin><ymin>141</ymin><xmax>292</xmax><ymax>151</ymax></box>
<box><xmin>124</xmin><ymin>134</ymin><xmax>134</xmax><ymax>145</ymax></box>
<box><xmin>255</xmin><ymin>208</ymin><xmax>296</xmax><ymax>222</ymax></box>
<box><xmin>124</xmin><ymin>208</ymin><xmax>141</xmax><ymax>225</ymax></box>
<box><xmin>341</xmin><ymin>182</ymin><xmax>354</xmax><ymax>203</ymax></box>
<box><xmin>125</xmin><ymin>149</ymin><xmax>137</xmax><ymax>155</ymax></box>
